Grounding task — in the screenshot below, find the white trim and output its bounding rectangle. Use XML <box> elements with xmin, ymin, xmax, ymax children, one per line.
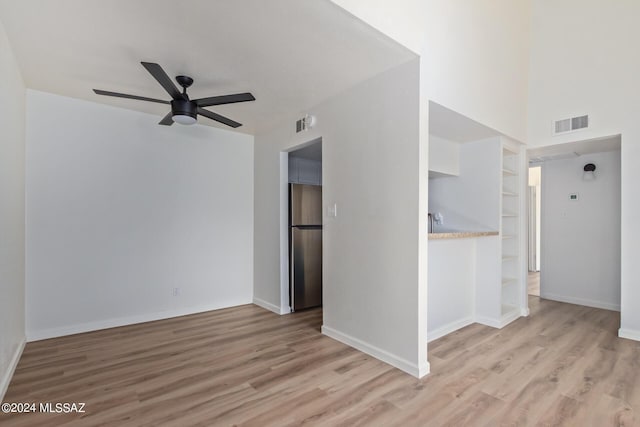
<box><xmin>1</xmin><ymin>338</ymin><xmax>25</xmax><ymax>402</ymax></box>
<box><xmin>253</xmin><ymin>297</ymin><xmax>289</xmax><ymax>315</ymax></box>
<box><xmin>280</xmin><ymin>307</ymin><xmax>291</xmax><ymax>315</ymax></box>
<box><xmin>321</xmin><ymin>325</ymin><xmax>429</xmax><ymax>378</ymax></box>
<box><xmin>540</xmin><ymin>293</ymin><xmax>620</xmax><ymax>312</ymax></box>
<box><xmin>475</xmin><ymin>315</ymin><xmax>501</xmax><ymax>329</ymax></box>
<box><xmin>618</xmin><ymin>328</ymin><xmax>640</xmax><ymax>342</ymax></box>
<box><xmin>279</xmin><ymin>152</ymin><xmax>291</xmax><ymax>315</ymax></box>
<box><xmin>427</xmin><ymin>317</ymin><xmax>474</xmax><ymax>343</ymax></box>
<box><xmin>501</xmin><ymin>308</ymin><xmax>521</xmax><ymax>327</ymax></box>
<box><xmin>520</xmin><ymin>307</ymin><xmax>530</xmax><ymax>317</ymax></box>
<box><xmin>26</xmin><ymin>300</ymin><xmax>252</xmax><ymax>342</ymax></box>
<box><xmin>476</xmin><ymin>310</ymin><xmax>522</xmax><ymax>329</ymax></box>
<box><xmin>417</xmin><ymin>360</ymin><xmax>430</xmax><ymax>378</ymax></box>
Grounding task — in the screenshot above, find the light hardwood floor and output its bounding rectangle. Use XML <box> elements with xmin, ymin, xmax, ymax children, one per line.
<box><xmin>1</xmin><ymin>297</ymin><xmax>637</xmax><ymax>426</ymax></box>
<box><xmin>528</xmin><ymin>271</ymin><xmax>540</xmax><ymax>296</ymax></box>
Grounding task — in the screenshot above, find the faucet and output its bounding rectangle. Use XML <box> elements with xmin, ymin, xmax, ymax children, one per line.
<box><xmin>428</xmin><ymin>213</ymin><xmax>433</xmax><ymax>233</ymax></box>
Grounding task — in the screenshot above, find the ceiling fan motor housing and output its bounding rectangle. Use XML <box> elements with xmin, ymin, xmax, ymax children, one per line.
<box><xmin>171</xmin><ymin>98</ymin><xmax>197</xmax><ymax>120</ymax></box>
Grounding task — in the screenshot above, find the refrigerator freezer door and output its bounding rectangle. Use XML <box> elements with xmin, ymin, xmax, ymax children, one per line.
<box><xmin>291</xmin><ymin>227</ymin><xmax>322</xmax><ymax>310</ymax></box>
<box><xmin>290</xmin><ymin>184</ymin><xmax>322</xmax><ymax>226</ymax></box>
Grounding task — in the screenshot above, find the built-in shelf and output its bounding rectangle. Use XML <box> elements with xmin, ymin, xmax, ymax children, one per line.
<box><xmin>503</xmin><ymin>146</ymin><xmax>518</xmax><ymax>156</ymax></box>
<box><xmin>501</xmin><ymin>303</ymin><xmax>519</xmax><ymax>317</ymax></box>
<box><xmin>499</xmin><ymin>141</ymin><xmax>522</xmax><ymax>328</ymax></box>
<box><xmin>502</xmin><ymin>278</ymin><xmax>517</xmax><ymax>286</ymax></box>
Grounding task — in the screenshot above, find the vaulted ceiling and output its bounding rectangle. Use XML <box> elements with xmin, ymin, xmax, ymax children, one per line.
<box><xmin>0</xmin><ymin>0</ymin><xmax>416</xmax><ymax>134</ymax></box>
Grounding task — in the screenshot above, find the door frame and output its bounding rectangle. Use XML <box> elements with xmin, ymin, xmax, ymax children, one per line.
<box><xmin>278</xmin><ymin>137</ymin><xmax>323</xmax><ymax>314</ymax></box>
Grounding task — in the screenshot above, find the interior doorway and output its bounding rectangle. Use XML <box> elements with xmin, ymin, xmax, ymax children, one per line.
<box><xmin>527</xmin><ymin>166</ymin><xmax>541</xmax><ymax>296</ymax></box>
<box><xmin>527</xmin><ymin>135</ymin><xmax>621</xmax><ymax>311</ymax></box>
<box><xmin>280</xmin><ymin>138</ymin><xmax>323</xmax><ymax>314</ymax></box>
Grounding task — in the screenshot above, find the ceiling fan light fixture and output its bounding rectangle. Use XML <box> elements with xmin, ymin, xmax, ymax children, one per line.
<box><xmin>172</xmin><ymin>114</ymin><xmax>197</xmax><ymax>125</ymax></box>
<box><xmin>171</xmin><ymin>99</ymin><xmax>197</xmax><ymax>125</ymax></box>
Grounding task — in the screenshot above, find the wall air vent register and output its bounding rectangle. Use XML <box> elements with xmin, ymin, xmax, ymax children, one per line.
<box><xmin>553</xmin><ymin>115</ymin><xmax>589</xmax><ymax>136</ymax></box>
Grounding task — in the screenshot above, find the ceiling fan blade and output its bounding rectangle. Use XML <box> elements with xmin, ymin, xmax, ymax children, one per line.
<box><xmin>141</xmin><ymin>62</ymin><xmax>184</xmax><ymax>100</ymax></box>
<box><xmin>158</xmin><ymin>112</ymin><xmax>174</xmax><ymax>126</ymax></box>
<box><xmin>197</xmin><ymin>107</ymin><xmax>241</xmax><ymax>128</ymax></box>
<box><xmin>194</xmin><ymin>92</ymin><xmax>255</xmax><ymax>107</ymax></box>
<box><xmin>93</xmin><ymin>89</ymin><xmax>169</xmax><ymax>104</ymax></box>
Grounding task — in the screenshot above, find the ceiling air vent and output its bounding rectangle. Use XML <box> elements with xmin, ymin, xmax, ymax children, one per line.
<box><xmin>553</xmin><ymin>115</ymin><xmax>589</xmax><ymax>136</ymax></box>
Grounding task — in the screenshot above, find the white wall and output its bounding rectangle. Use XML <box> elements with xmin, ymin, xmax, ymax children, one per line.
<box><xmin>422</xmin><ymin>1</ymin><xmax>530</xmax><ymax>143</ymax></box>
<box><xmin>540</xmin><ymin>151</ymin><xmax>621</xmax><ymax>311</ymax></box>
<box><xmin>253</xmin><ymin>59</ymin><xmax>426</xmax><ymax>376</ymax></box>
<box><xmin>427</xmin><ymin>239</ymin><xmax>475</xmax><ymax>340</ymax></box>
<box><xmin>326</xmin><ymin>1</ymin><xmax>530</xmax><ymax>372</ymax></box>
<box><xmin>527</xmin><ymin>0</ymin><xmax>640</xmax><ymax>338</ymax></box>
<box><xmin>332</xmin><ymin>0</ymin><xmax>531</xmax><ymax>142</ymax></box>
<box><xmin>329</xmin><ymin>0</ymin><xmax>426</xmax><ymax>55</ymax></box>
<box><xmin>528</xmin><ymin>0</ymin><xmax>639</xmax><ymax>148</ymax></box>
<box><xmin>429</xmin><ymin>138</ymin><xmax>501</xmax><ymax>232</ymax></box>
<box><xmin>0</xmin><ymin>19</ymin><xmax>26</xmax><ymax>400</ymax></box>
<box><xmin>25</xmin><ymin>90</ymin><xmax>254</xmax><ymax>340</ymax></box>
<box><xmin>427</xmin><ymin>234</ymin><xmax>503</xmax><ymax>340</ymax></box>
<box><xmin>429</xmin><ymin>135</ymin><xmax>459</xmax><ymax>177</ymax></box>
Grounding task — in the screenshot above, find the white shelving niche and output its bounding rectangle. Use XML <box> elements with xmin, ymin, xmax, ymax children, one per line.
<box><xmin>500</xmin><ymin>140</ymin><xmax>524</xmax><ymax>326</ymax></box>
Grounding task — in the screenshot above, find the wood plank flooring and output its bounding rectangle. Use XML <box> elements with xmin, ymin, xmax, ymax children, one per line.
<box><xmin>528</xmin><ymin>271</ymin><xmax>540</xmax><ymax>296</ymax></box>
<box><xmin>1</xmin><ymin>296</ymin><xmax>637</xmax><ymax>426</ymax></box>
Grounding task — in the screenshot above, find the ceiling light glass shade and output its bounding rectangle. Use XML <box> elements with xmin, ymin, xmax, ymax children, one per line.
<box><xmin>172</xmin><ymin>114</ymin><xmax>197</xmax><ymax>125</ymax></box>
<box><xmin>582</xmin><ymin>163</ymin><xmax>596</xmax><ymax>181</ymax></box>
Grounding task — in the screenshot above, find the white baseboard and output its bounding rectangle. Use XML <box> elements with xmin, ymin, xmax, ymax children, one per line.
<box><xmin>500</xmin><ymin>308</ymin><xmax>521</xmax><ymax>327</ymax></box>
<box><xmin>520</xmin><ymin>307</ymin><xmax>530</xmax><ymax>317</ymax></box>
<box><xmin>280</xmin><ymin>307</ymin><xmax>292</xmax><ymax>314</ymax></box>
<box><xmin>1</xmin><ymin>338</ymin><xmax>25</xmax><ymax>402</ymax></box>
<box><xmin>476</xmin><ymin>309</ymin><xmax>522</xmax><ymax>329</ymax></box>
<box><xmin>26</xmin><ymin>300</ymin><xmax>252</xmax><ymax>342</ymax></box>
<box><xmin>253</xmin><ymin>297</ymin><xmax>289</xmax><ymax>315</ymax></box>
<box><xmin>540</xmin><ymin>293</ymin><xmax>620</xmax><ymax>312</ymax></box>
<box><xmin>618</xmin><ymin>328</ymin><xmax>640</xmax><ymax>342</ymax></box>
<box><xmin>321</xmin><ymin>325</ymin><xmax>429</xmax><ymax>378</ymax></box>
<box><xmin>475</xmin><ymin>315</ymin><xmax>501</xmax><ymax>329</ymax></box>
<box><xmin>427</xmin><ymin>317</ymin><xmax>474</xmax><ymax>343</ymax></box>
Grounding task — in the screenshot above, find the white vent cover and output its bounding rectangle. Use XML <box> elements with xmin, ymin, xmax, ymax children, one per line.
<box><xmin>553</xmin><ymin>115</ymin><xmax>589</xmax><ymax>136</ymax></box>
<box><xmin>295</xmin><ymin>114</ymin><xmax>316</xmax><ymax>133</ymax></box>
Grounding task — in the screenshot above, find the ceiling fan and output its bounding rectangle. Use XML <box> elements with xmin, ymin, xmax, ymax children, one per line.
<box><xmin>93</xmin><ymin>62</ymin><xmax>255</xmax><ymax>128</ymax></box>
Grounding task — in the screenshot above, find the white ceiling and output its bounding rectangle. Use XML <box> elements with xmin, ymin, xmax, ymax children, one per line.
<box><xmin>0</xmin><ymin>0</ymin><xmax>415</xmax><ymax>134</ymax></box>
<box><xmin>429</xmin><ymin>101</ymin><xmax>501</xmax><ymax>143</ymax></box>
<box><xmin>528</xmin><ymin>135</ymin><xmax>621</xmax><ymax>162</ymax></box>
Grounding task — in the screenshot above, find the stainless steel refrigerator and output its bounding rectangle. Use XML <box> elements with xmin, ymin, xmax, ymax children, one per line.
<box><xmin>289</xmin><ymin>184</ymin><xmax>322</xmax><ymax>311</ymax></box>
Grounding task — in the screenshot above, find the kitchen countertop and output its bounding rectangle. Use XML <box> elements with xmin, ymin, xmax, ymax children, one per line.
<box><xmin>428</xmin><ymin>231</ymin><xmax>499</xmax><ymax>240</ymax></box>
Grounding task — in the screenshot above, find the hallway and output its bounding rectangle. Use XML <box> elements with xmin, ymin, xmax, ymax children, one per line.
<box><xmin>528</xmin><ymin>271</ymin><xmax>540</xmax><ymax>296</ymax></box>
